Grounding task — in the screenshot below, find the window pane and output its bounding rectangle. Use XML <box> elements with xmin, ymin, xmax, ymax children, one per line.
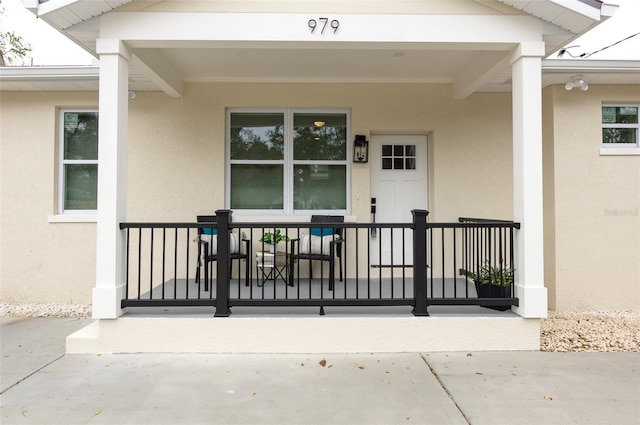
<box><xmin>382</xmin><ymin>158</ymin><xmax>392</xmax><ymax>169</ymax></box>
<box><xmin>293</xmin><ymin>113</ymin><xmax>347</xmax><ymax>160</ymax></box>
<box><xmin>230</xmin><ymin>113</ymin><xmax>284</xmax><ymax>160</ymax></box>
<box><xmin>405</xmin><ymin>158</ymin><xmax>416</xmax><ymax>169</ymax></box>
<box><xmin>382</xmin><ymin>145</ymin><xmax>392</xmax><ymax>156</ymax></box>
<box><xmin>64</xmin><ymin>112</ymin><xmax>98</xmax><ymax>160</ymax></box>
<box><xmin>406</xmin><ymin>145</ymin><xmax>416</xmax><ymax>156</ymax></box>
<box><xmin>602</xmin><ymin>107</ymin><xmax>616</xmax><ymax>123</ymax></box>
<box><xmin>602</xmin><ymin>128</ymin><xmax>637</xmax><ymax>144</ymax></box>
<box><xmin>602</xmin><ymin>106</ymin><xmax>638</xmax><ymax>124</ymax></box>
<box><xmin>64</xmin><ymin>164</ymin><xmax>97</xmax><ymax>210</ymax></box>
<box><xmin>231</xmin><ymin>164</ymin><xmax>283</xmax><ymax>209</ymax></box>
<box><xmin>394</xmin><ymin>145</ymin><xmax>404</xmax><ymax>156</ymax></box>
<box><xmin>618</xmin><ymin>107</ymin><xmax>638</xmax><ymax>124</ymax></box>
<box><xmin>294</xmin><ymin>165</ymin><xmax>346</xmax><ymax>210</ymax></box>
<box><xmin>394</xmin><ymin>158</ymin><xmax>404</xmax><ymax>169</ymax></box>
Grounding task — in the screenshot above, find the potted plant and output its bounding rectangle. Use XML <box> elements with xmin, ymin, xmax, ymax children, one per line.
<box><xmin>468</xmin><ymin>262</ymin><xmax>514</xmax><ymax>310</ymax></box>
<box><xmin>260</xmin><ymin>229</ymin><xmax>290</xmax><ymax>253</ymax></box>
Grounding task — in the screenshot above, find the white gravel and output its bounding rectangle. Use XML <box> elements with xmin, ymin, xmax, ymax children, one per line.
<box><xmin>2</xmin><ymin>304</ymin><xmax>638</xmax><ymax>352</ymax></box>
<box><xmin>541</xmin><ymin>310</ymin><xmax>640</xmax><ymax>352</ymax></box>
<box><xmin>1</xmin><ymin>303</ymin><xmax>91</xmax><ymax>318</ymax></box>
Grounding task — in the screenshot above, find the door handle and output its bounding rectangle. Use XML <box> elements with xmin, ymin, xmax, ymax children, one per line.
<box><xmin>371</xmin><ymin>198</ymin><xmax>377</xmax><ymax>238</ymax></box>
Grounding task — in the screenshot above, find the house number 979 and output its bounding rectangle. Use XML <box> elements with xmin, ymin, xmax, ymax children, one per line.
<box><xmin>308</xmin><ymin>18</ymin><xmax>340</xmax><ymax>34</ymax></box>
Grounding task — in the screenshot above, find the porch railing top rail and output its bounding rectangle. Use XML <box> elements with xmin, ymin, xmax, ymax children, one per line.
<box><xmin>120</xmin><ymin>220</ymin><xmax>521</xmax><ymax>230</ymax></box>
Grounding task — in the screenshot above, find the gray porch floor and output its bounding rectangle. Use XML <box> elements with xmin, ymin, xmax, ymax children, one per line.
<box><xmin>124</xmin><ymin>277</ymin><xmax>517</xmax><ymax>317</ymax></box>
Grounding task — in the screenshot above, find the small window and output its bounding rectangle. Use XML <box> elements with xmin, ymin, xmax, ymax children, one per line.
<box><xmin>59</xmin><ymin>109</ymin><xmax>99</xmax><ymax>212</ymax></box>
<box><xmin>602</xmin><ymin>105</ymin><xmax>639</xmax><ymax>148</ymax></box>
<box><xmin>382</xmin><ymin>144</ymin><xmax>416</xmax><ymax>170</ymax></box>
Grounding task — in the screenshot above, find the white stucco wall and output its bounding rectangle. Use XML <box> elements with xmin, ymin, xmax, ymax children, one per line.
<box><xmin>126</xmin><ymin>83</ymin><xmax>514</xmax><ymax>223</ymax></box>
<box><xmin>543</xmin><ymin>84</ymin><xmax>640</xmax><ymax>312</ymax></box>
<box><xmin>0</xmin><ymin>92</ymin><xmax>99</xmax><ymax>304</ymax></box>
<box><xmin>1</xmin><ymin>83</ymin><xmax>514</xmax><ymax>304</ymax></box>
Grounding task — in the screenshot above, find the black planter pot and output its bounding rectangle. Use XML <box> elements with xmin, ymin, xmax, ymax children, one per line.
<box><xmin>474</xmin><ymin>282</ymin><xmax>511</xmax><ymax>311</ymax></box>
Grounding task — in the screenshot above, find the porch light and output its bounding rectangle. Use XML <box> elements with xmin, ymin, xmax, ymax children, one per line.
<box><xmin>353</xmin><ymin>134</ymin><xmax>369</xmax><ymax>163</ymax></box>
<box><xmin>565</xmin><ymin>75</ymin><xmax>589</xmax><ymax>91</ymax></box>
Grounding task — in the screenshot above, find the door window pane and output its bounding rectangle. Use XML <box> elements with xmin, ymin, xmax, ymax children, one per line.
<box><xmin>230</xmin><ymin>164</ymin><xmax>283</xmax><ymax>209</ymax></box>
<box><xmin>293</xmin><ymin>165</ymin><xmax>346</xmax><ymax>210</ymax></box>
<box><xmin>64</xmin><ymin>164</ymin><xmax>98</xmax><ymax>210</ymax></box>
<box><xmin>230</xmin><ymin>113</ymin><xmax>284</xmax><ymax>160</ymax></box>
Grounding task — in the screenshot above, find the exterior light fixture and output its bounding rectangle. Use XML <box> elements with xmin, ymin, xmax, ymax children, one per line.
<box><xmin>314</xmin><ymin>121</ymin><xmax>325</xmax><ymax>127</ymax></box>
<box><xmin>565</xmin><ymin>75</ymin><xmax>589</xmax><ymax>91</ymax></box>
<box><xmin>353</xmin><ymin>134</ymin><xmax>369</xmax><ymax>163</ymax></box>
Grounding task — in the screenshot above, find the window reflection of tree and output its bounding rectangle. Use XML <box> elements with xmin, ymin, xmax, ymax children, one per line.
<box><xmin>230</xmin><ymin>126</ymin><xmax>284</xmax><ymax>160</ymax></box>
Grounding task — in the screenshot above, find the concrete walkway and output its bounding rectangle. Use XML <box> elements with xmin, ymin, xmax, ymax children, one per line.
<box><xmin>1</xmin><ymin>318</ymin><xmax>639</xmax><ymax>425</ymax></box>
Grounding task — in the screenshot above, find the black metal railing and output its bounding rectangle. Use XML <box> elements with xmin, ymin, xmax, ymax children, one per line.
<box><xmin>119</xmin><ymin>210</ymin><xmax>519</xmax><ymax>316</ymax></box>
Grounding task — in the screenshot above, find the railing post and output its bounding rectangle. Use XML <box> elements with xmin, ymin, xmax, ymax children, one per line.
<box><xmin>214</xmin><ymin>209</ymin><xmax>232</xmax><ymax>317</ymax></box>
<box><xmin>412</xmin><ymin>209</ymin><xmax>429</xmax><ymax>316</ymax></box>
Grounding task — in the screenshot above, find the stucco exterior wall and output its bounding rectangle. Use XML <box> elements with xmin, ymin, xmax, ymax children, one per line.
<box><xmin>127</xmin><ymin>83</ymin><xmax>514</xmax><ymax>223</ymax></box>
<box><xmin>0</xmin><ymin>92</ymin><xmax>98</xmax><ymax>304</ymax></box>
<box><xmin>1</xmin><ymin>83</ymin><xmax>514</xmax><ymax>304</ymax></box>
<box><xmin>543</xmin><ymin>84</ymin><xmax>640</xmax><ymax>312</ymax></box>
<box><xmin>542</xmin><ymin>86</ymin><xmax>557</xmax><ymax>310</ymax></box>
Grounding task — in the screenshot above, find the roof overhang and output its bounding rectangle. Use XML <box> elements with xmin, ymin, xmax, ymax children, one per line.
<box><xmin>18</xmin><ymin>0</ymin><xmax>617</xmax><ymax>96</ymax></box>
<box><xmin>3</xmin><ymin>60</ymin><xmax>637</xmax><ymax>92</ymax></box>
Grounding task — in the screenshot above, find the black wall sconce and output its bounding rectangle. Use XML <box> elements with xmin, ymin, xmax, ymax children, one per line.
<box><xmin>353</xmin><ymin>134</ymin><xmax>369</xmax><ymax>163</ymax></box>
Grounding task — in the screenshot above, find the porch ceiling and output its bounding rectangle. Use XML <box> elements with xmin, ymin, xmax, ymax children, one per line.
<box><xmin>152</xmin><ymin>46</ymin><xmax>509</xmax><ymax>84</ymax></box>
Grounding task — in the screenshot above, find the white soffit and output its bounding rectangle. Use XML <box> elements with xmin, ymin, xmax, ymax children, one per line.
<box><xmin>498</xmin><ymin>0</ymin><xmax>612</xmax><ymax>34</ymax></box>
<box><xmin>30</xmin><ymin>0</ymin><xmax>135</xmax><ymax>29</ymax></box>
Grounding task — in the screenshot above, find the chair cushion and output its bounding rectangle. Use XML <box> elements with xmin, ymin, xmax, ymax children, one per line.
<box><xmin>299</xmin><ymin>234</ymin><xmax>340</xmax><ymax>255</ymax></box>
<box><xmin>202</xmin><ymin>227</ymin><xmax>217</xmax><ymax>235</ymax></box>
<box><xmin>197</xmin><ymin>232</ymin><xmax>245</xmax><ymax>257</ymax></box>
<box><xmin>310</xmin><ymin>227</ymin><xmax>335</xmax><ymax>237</ymax></box>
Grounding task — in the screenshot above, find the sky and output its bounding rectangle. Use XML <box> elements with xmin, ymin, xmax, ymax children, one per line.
<box><xmin>1</xmin><ymin>0</ymin><xmax>639</xmax><ymax>65</ymax></box>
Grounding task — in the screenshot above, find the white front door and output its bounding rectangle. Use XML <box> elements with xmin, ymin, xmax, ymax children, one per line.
<box><xmin>370</xmin><ymin>134</ymin><xmax>428</xmax><ymax>267</ymax></box>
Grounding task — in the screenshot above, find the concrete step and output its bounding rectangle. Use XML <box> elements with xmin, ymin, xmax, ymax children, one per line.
<box><xmin>67</xmin><ymin>314</ymin><xmax>540</xmax><ymax>353</ymax></box>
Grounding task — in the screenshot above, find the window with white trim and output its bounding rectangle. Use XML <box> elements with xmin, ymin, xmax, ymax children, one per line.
<box><xmin>59</xmin><ymin>109</ymin><xmax>99</xmax><ymax>212</ymax></box>
<box><xmin>227</xmin><ymin>109</ymin><xmax>349</xmax><ymax>214</ymax></box>
<box><xmin>602</xmin><ymin>105</ymin><xmax>639</xmax><ymax>148</ymax></box>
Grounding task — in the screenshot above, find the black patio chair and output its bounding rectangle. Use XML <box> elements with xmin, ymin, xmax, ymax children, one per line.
<box><xmin>194</xmin><ymin>215</ymin><xmax>251</xmax><ymax>290</ymax></box>
<box><xmin>288</xmin><ymin>215</ymin><xmax>344</xmax><ymax>290</ymax></box>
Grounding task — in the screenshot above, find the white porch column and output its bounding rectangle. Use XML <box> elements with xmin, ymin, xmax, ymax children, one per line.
<box><xmin>92</xmin><ymin>39</ymin><xmax>130</xmax><ymax>319</ymax></box>
<box><xmin>510</xmin><ymin>42</ymin><xmax>547</xmax><ymax>318</ymax></box>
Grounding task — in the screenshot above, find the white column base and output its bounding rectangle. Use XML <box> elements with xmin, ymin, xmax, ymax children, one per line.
<box><xmin>513</xmin><ymin>284</ymin><xmax>548</xmax><ymax>318</ymax></box>
<box><xmin>92</xmin><ymin>285</ymin><xmax>126</xmax><ymax>319</ymax></box>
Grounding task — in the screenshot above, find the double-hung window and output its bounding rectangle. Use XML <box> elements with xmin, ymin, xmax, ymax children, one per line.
<box><xmin>601</xmin><ymin>105</ymin><xmax>639</xmax><ymax>153</ymax></box>
<box><xmin>228</xmin><ymin>109</ymin><xmax>349</xmax><ymax>214</ymax></box>
<box><xmin>59</xmin><ymin>109</ymin><xmax>99</xmax><ymax>213</ymax></box>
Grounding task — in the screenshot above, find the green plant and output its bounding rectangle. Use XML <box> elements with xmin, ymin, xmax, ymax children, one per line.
<box><xmin>260</xmin><ymin>229</ymin><xmax>290</xmax><ymax>245</ymax></box>
<box><xmin>469</xmin><ymin>262</ymin><xmax>514</xmax><ymax>287</ymax></box>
